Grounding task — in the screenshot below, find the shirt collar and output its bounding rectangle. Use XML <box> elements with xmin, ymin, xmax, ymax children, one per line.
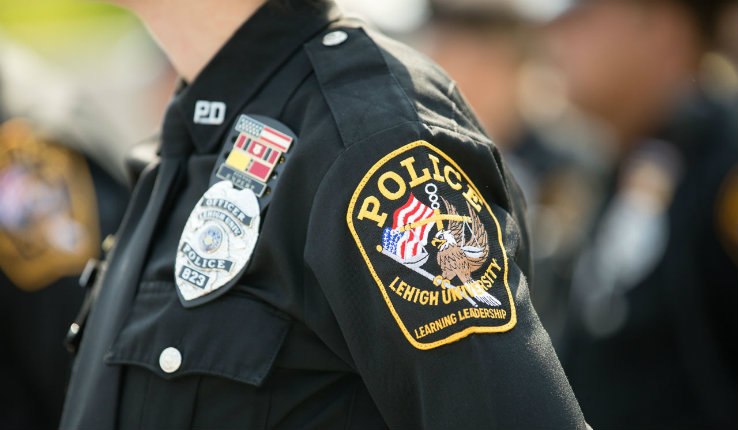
<box><xmin>160</xmin><ymin>0</ymin><xmax>340</xmax><ymax>156</ymax></box>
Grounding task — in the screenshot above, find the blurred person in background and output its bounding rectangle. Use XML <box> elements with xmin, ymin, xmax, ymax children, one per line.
<box><xmin>546</xmin><ymin>0</ymin><xmax>738</xmax><ymax>427</ymax></box>
<box><xmin>0</xmin><ymin>3</ymin><xmax>178</xmax><ymax>426</ymax></box>
<box><xmin>413</xmin><ymin>0</ymin><xmax>610</xmax><ymax>343</ymax></box>
<box><xmin>0</xmin><ymin>34</ymin><xmax>130</xmax><ymax>427</ymax></box>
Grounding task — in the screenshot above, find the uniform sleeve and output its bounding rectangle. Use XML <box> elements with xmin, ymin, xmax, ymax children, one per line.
<box><xmin>304</xmin><ymin>124</ymin><xmax>586</xmax><ymax>429</ymax></box>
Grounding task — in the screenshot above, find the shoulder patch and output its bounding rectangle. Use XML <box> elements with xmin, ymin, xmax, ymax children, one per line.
<box><xmin>0</xmin><ymin>118</ymin><xmax>100</xmax><ymax>290</ymax></box>
<box><xmin>347</xmin><ymin>140</ymin><xmax>516</xmax><ymax>349</ymax></box>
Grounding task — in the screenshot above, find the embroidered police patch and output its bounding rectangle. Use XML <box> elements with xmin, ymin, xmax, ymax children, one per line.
<box><xmin>0</xmin><ymin>118</ymin><xmax>100</xmax><ymax>291</ymax></box>
<box><xmin>347</xmin><ymin>140</ymin><xmax>516</xmax><ymax>349</ymax></box>
<box><xmin>175</xmin><ymin>180</ymin><xmax>260</xmax><ymax>307</ymax></box>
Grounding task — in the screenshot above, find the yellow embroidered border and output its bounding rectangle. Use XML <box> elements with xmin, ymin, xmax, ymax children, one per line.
<box><xmin>346</xmin><ymin>140</ymin><xmax>517</xmax><ymax>350</ymax></box>
<box><xmin>715</xmin><ymin>164</ymin><xmax>738</xmax><ymax>265</ymax></box>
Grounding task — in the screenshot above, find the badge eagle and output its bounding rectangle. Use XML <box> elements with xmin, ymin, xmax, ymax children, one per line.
<box><xmin>433</xmin><ymin>197</ymin><xmax>500</xmax><ymax>307</ymax></box>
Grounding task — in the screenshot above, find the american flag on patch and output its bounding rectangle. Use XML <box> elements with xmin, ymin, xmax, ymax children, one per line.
<box><xmin>235</xmin><ymin>115</ymin><xmax>293</xmax><ymax>152</ymax></box>
<box><xmin>383</xmin><ymin>194</ymin><xmax>435</xmax><ymax>261</ymax></box>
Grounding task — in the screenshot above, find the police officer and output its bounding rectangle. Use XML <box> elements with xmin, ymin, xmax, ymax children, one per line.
<box><xmin>61</xmin><ymin>1</ymin><xmax>587</xmax><ymax>428</ymax></box>
<box><xmin>547</xmin><ymin>0</ymin><xmax>738</xmax><ymax>427</ymax></box>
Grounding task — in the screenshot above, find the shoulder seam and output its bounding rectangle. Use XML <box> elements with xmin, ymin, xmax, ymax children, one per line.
<box><xmin>304</xmin><ymin>27</ymin><xmax>421</xmax><ymax>149</ymax></box>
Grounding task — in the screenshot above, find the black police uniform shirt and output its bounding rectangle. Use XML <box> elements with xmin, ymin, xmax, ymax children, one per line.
<box><xmin>561</xmin><ymin>93</ymin><xmax>738</xmax><ymax>428</ymax></box>
<box><xmin>61</xmin><ymin>2</ymin><xmax>586</xmax><ymax>429</ymax></box>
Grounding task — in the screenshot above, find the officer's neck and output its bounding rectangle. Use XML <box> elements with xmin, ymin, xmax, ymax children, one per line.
<box><xmin>127</xmin><ymin>0</ymin><xmax>267</xmax><ymax>83</ymax></box>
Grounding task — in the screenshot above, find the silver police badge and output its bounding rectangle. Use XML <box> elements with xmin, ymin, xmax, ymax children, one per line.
<box><xmin>175</xmin><ymin>180</ymin><xmax>260</xmax><ymax>307</ymax></box>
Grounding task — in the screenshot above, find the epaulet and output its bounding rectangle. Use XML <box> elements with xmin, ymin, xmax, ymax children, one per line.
<box><xmin>303</xmin><ymin>25</ymin><xmax>421</xmax><ymax>148</ymax></box>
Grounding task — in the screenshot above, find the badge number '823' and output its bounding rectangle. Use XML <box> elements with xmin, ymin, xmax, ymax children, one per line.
<box><xmin>347</xmin><ymin>140</ymin><xmax>517</xmax><ymax>349</ymax></box>
<box><xmin>178</xmin><ymin>266</ymin><xmax>210</xmax><ymax>289</ymax></box>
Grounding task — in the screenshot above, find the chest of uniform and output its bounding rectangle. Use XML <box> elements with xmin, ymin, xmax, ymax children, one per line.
<box><xmin>141</xmin><ymin>154</ymin><xmax>219</xmax><ymax>281</ymax></box>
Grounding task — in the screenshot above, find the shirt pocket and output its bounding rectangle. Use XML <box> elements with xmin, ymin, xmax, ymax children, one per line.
<box><xmin>105</xmin><ymin>281</ymin><xmax>291</xmax><ymax>386</ymax></box>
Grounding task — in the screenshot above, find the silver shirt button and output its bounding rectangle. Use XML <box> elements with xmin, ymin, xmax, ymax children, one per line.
<box><xmin>159</xmin><ymin>347</ymin><xmax>182</xmax><ymax>373</ymax></box>
<box><xmin>322</xmin><ymin>30</ymin><xmax>348</xmax><ymax>47</ymax></box>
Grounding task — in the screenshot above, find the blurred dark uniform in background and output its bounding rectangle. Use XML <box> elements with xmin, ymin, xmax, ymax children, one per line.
<box><xmin>563</xmin><ymin>90</ymin><xmax>737</xmax><ymax>428</ymax></box>
<box><xmin>546</xmin><ymin>0</ymin><xmax>738</xmax><ymax>427</ymax></box>
<box><xmin>0</xmin><ymin>37</ymin><xmax>129</xmax><ymax>427</ymax></box>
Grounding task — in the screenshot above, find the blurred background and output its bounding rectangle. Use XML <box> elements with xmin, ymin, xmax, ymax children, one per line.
<box><xmin>0</xmin><ymin>1</ymin><xmax>168</xmax><ymax>427</ymax></box>
<box><xmin>0</xmin><ymin>0</ymin><xmax>735</xmax><ymax>428</ymax></box>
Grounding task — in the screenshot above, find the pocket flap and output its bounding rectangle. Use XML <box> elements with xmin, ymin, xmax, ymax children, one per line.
<box><xmin>106</xmin><ymin>282</ymin><xmax>290</xmax><ymax>386</ymax></box>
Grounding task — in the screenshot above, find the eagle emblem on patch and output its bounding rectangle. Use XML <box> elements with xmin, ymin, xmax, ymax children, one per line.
<box><xmin>347</xmin><ymin>140</ymin><xmax>516</xmax><ymax>349</ymax></box>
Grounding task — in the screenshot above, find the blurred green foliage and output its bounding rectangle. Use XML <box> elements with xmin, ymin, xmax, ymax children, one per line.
<box><xmin>0</xmin><ymin>0</ymin><xmax>142</xmax><ymax>63</ymax></box>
